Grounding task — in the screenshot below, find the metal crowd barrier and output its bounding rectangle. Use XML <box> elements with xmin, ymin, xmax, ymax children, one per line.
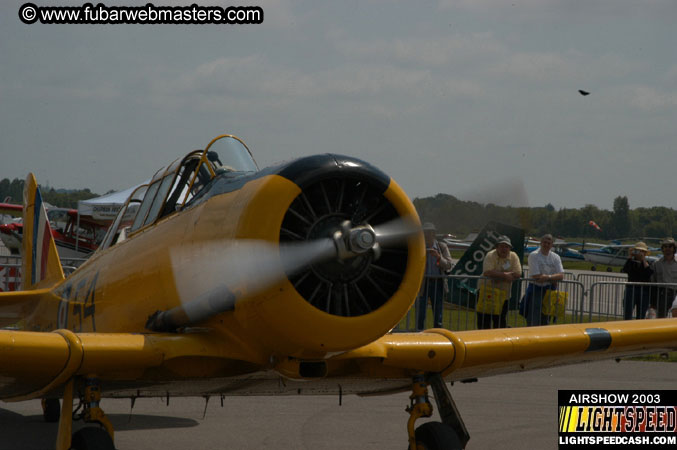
<box><xmin>576</xmin><ymin>272</ymin><xmax>625</xmax><ymax>297</ymax></box>
<box><xmin>587</xmin><ymin>281</ymin><xmax>677</xmax><ymax>321</ymax></box>
<box><xmin>523</xmin><ymin>268</ymin><xmax>578</xmax><ymax>282</ymax></box>
<box><xmin>395</xmin><ymin>274</ymin><xmax>585</xmax><ymax>332</ymax></box>
<box><xmin>395</xmin><ymin>273</ymin><xmax>675</xmax><ymax>332</ymax></box>
<box><xmin>0</xmin><ymin>263</ymin><xmax>21</xmax><ymax>292</ymax></box>
<box><xmin>0</xmin><ymin>256</ymin><xmax>87</xmax><ymax>291</ymax></box>
<box><xmin>0</xmin><ymin>255</ymin><xmax>88</xmax><ymax>268</ymax></box>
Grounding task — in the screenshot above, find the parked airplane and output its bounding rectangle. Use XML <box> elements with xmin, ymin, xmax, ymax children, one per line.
<box><xmin>442</xmin><ymin>233</ymin><xmax>479</xmax><ymax>251</ymax></box>
<box><xmin>580</xmin><ymin>243</ymin><xmax>659</xmax><ymax>271</ymax></box>
<box><xmin>0</xmin><ymin>206</ymin><xmax>109</xmax><ymax>259</ymax></box>
<box><xmin>524</xmin><ymin>238</ymin><xmax>584</xmax><ymax>262</ymax></box>
<box><xmin>48</xmin><ymin>208</ymin><xmax>110</xmax><ymax>258</ymax></box>
<box><xmin>0</xmin><ymin>202</ymin><xmax>23</xmax><ymax>255</ymax></box>
<box><xmin>0</xmin><ymin>135</ymin><xmax>675</xmax><ymax>450</ymax></box>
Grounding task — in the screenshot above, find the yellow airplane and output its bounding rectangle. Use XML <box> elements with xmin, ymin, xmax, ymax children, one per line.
<box><xmin>1</xmin><ymin>134</ymin><xmax>675</xmax><ymax>450</ymax></box>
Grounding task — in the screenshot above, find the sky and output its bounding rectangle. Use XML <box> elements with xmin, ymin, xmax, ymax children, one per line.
<box><xmin>1</xmin><ymin>0</ymin><xmax>676</xmax><ymax>210</ymax></box>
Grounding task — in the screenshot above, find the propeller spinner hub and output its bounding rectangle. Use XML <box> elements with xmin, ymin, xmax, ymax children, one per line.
<box><xmin>349</xmin><ymin>226</ymin><xmax>376</xmax><ymax>253</ymax></box>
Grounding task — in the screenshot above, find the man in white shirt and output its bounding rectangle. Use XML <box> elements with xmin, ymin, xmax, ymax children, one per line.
<box><xmin>521</xmin><ymin>234</ymin><xmax>564</xmax><ymax>326</ymax></box>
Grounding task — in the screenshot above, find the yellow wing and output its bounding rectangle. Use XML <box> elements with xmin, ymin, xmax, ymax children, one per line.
<box><xmin>444</xmin><ymin>319</ymin><xmax>677</xmax><ymax>380</ymax></box>
<box><xmin>0</xmin><ymin>329</ymin><xmax>262</xmax><ymax>401</ymax></box>
<box><xmin>2</xmin><ymin>319</ymin><xmax>674</xmax><ymax>401</ymax></box>
<box><xmin>326</xmin><ymin>319</ymin><xmax>677</xmax><ymax>392</ymax></box>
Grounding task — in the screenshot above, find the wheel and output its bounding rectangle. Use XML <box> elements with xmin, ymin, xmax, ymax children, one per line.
<box><xmin>414</xmin><ymin>422</ymin><xmax>464</xmax><ymax>450</ymax></box>
<box><xmin>71</xmin><ymin>427</ymin><xmax>115</xmax><ymax>450</ymax></box>
<box><xmin>42</xmin><ymin>398</ymin><xmax>60</xmax><ymax>423</ymax></box>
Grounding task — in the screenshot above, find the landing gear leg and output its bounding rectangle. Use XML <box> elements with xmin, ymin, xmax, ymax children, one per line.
<box><xmin>71</xmin><ymin>376</ymin><xmax>115</xmax><ymax>450</ymax></box>
<box><xmin>406</xmin><ymin>374</ymin><xmax>433</xmax><ymax>450</ymax></box>
<box><xmin>56</xmin><ymin>378</ymin><xmax>75</xmax><ymax>450</ymax></box>
<box><xmin>405</xmin><ymin>374</ymin><xmax>469</xmax><ymax>450</ymax></box>
<box><xmin>54</xmin><ymin>377</ymin><xmax>115</xmax><ymax>450</ymax></box>
<box><xmin>428</xmin><ymin>374</ymin><xmax>469</xmax><ymax>448</ymax></box>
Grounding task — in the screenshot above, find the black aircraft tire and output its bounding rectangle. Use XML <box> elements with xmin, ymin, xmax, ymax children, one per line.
<box><xmin>414</xmin><ymin>422</ymin><xmax>464</xmax><ymax>450</ymax></box>
<box><xmin>71</xmin><ymin>427</ymin><xmax>115</xmax><ymax>450</ymax></box>
<box><xmin>43</xmin><ymin>398</ymin><xmax>60</xmax><ymax>423</ymax></box>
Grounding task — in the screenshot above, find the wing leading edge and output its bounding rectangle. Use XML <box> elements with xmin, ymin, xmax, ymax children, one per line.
<box><xmin>1</xmin><ymin>320</ymin><xmax>675</xmax><ymax>401</ymax></box>
<box><xmin>0</xmin><ymin>329</ymin><xmax>262</xmax><ymax>401</ymax></box>
<box><xmin>334</xmin><ymin>319</ymin><xmax>677</xmax><ymax>383</ymax></box>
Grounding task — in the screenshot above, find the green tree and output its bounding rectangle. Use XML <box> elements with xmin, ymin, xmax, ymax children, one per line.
<box><xmin>611</xmin><ymin>196</ymin><xmax>631</xmax><ymax>237</ymax></box>
<box><xmin>644</xmin><ymin>221</ymin><xmax>669</xmax><ymax>238</ymax></box>
<box><xmin>0</xmin><ymin>178</ymin><xmax>10</xmax><ymax>202</ymax></box>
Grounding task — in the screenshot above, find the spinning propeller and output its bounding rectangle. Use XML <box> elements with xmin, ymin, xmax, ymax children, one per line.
<box><xmin>146</xmin><ymin>216</ymin><xmax>420</xmax><ymax>331</ymax></box>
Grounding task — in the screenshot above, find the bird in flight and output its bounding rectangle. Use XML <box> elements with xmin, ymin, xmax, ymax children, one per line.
<box><xmin>578</xmin><ymin>90</ymin><xmax>590</xmax><ymax>96</ymax></box>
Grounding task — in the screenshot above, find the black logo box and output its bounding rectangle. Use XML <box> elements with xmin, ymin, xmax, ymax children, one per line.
<box><xmin>559</xmin><ymin>390</ymin><xmax>677</xmax><ymax>406</ymax></box>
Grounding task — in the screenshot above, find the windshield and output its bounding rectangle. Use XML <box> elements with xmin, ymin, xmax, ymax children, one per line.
<box><xmin>99</xmin><ymin>184</ymin><xmax>147</xmax><ymax>250</ymax></box>
<box><xmin>204</xmin><ymin>135</ymin><xmax>258</xmax><ymax>173</ymax></box>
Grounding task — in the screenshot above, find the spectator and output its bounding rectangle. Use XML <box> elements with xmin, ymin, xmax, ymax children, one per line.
<box><xmin>621</xmin><ymin>242</ymin><xmax>653</xmax><ymax>320</ymax></box>
<box><xmin>650</xmin><ymin>237</ymin><xmax>677</xmax><ymax>318</ymax></box>
<box><xmin>416</xmin><ymin>222</ymin><xmax>452</xmax><ymax>331</ymax></box>
<box><xmin>520</xmin><ymin>234</ymin><xmax>564</xmax><ymax>326</ymax></box>
<box><xmin>477</xmin><ymin>236</ymin><xmax>522</xmax><ymax>329</ymax></box>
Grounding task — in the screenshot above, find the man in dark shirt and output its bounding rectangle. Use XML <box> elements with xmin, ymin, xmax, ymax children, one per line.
<box><xmin>621</xmin><ymin>242</ymin><xmax>653</xmax><ymax>320</ymax></box>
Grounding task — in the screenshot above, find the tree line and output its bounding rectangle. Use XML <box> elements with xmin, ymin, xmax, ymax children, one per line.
<box><xmin>0</xmin><ymin>178</ymin><xmax>98</xmax><ymax>209</ymax></box>
<box><xmin>2</xmin><ymin>175</ymin><xmax>675</xmax><ymax>240</ymax></box>
<box><xmin>414</xmin><ymin>194</ymin><xmax>677</xmax><ymax>240</ymax></box>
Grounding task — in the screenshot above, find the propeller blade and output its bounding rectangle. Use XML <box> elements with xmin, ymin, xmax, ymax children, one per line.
<box><xmin>148</xmin><ymin>238</ymin><xmax>337</xmax><ymax>330</ymax></box>
<box><xmin>147</xmin><ymin>218</ymin><xmax>421</xmax><ymax>331</ymax></box>
<box><xmin>372</xmin><ymin>216</ymin><xmax>421</xmax><ymax>247</ymax></box>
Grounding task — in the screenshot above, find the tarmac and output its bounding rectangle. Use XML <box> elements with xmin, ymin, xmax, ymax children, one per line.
<box><xmin>1</xmin><ymin>359</ymin><xmax>674</xmax><ymax>449</ymax></box>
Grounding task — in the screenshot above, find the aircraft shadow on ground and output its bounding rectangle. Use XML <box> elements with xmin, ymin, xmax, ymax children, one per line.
<box><xmin>108</xmin><ymin>413</ymin><xmax>200</xmax><ymax>431</ymax></box>
<box><xmin>0</xmin><ymin>408</ymin><xmax>199</xmax><ymax>449</ymax></box>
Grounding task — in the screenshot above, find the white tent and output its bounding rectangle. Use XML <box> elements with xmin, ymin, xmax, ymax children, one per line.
<box><xmin>78</xmin><ymin>181</ymin><xmax>147</xmax><ymax>220</ymax></box>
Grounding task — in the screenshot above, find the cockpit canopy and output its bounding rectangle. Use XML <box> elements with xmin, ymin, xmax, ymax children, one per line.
<box><xmin>99</xmin><ymin>135</ymin><xmax>257</xmax><ymax>250</ymax></box>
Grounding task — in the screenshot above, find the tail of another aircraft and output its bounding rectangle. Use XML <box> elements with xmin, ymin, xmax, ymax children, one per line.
<box><xmin>22</xmin><ymin>174</ymin><xmax>64</xmax><ymax>289</ymax></box>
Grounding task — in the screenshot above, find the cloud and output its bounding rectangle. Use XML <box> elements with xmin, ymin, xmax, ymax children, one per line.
<box><xmin>147</xmin><ymin>53</ymin><xmax>484</xmax><ymax>117</ymax></box>
<box><xmin>330</xmin><ymin>30</ymin><xmax>637</xmax><ymax>92</ymax></box>
<box><xmin>628</xmin><ymin>85</ymin><xmax>677</xmax><ymax>111</ymax></box>
<box><xmin>331</xmin><ymin>31</ymin><xmax>504</xmax><ymax>67</ymax></box>
<box><xmin>490</xmin><ymin>52</ymin><xmax>570</xmax><ymax>82</ymax></box>
<box><xmin>461</xmin><ymin>177</ymin><xmax>529</xmax><ymax>207</ymax></box>
<box><xmin>439</xmin><ymin>0</ymin><xmax>676</xmax><ymax>18</ymax></box>
<box><xmin>665</xmin><ymin>65</ymin><xmax>677</xmax><ymax>82</ymax></box>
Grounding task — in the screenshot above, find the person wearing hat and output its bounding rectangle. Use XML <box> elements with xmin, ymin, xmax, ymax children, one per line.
<box><xmin>621</xmin><ymin>242</ymin><xmax>653</xmax><ymax>320</ymax></box>
<box><xmin>520</xmin><ymin>234</ymin><xmax>565</xmax><ymax>326</ymax></box>
<box><xmin>477</xmin><ymin>235</ymin><xmax>522</xmax><ymax>329</ymax></box>
<box><xmin>649</xmin><ymin>237</ymin><xmax>677</xmax><ymax>318</ymax></box>
<box><xmin>416</xmin><ymin>222</ymin><xmax>452</xmax><ymax>331</ymax></box>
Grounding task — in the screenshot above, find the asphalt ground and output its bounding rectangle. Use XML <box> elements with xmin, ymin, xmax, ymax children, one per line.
<box><xmin>1</xmin><ymin>359</ymin><xmax>674</xmax><ymax>450</ymax></box>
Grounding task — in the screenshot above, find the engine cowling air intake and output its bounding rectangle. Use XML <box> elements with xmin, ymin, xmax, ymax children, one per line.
<box><xmin>279</xmin><ymin>174</ymin><xmax>408</xmax><ymax>318</ymax></box>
